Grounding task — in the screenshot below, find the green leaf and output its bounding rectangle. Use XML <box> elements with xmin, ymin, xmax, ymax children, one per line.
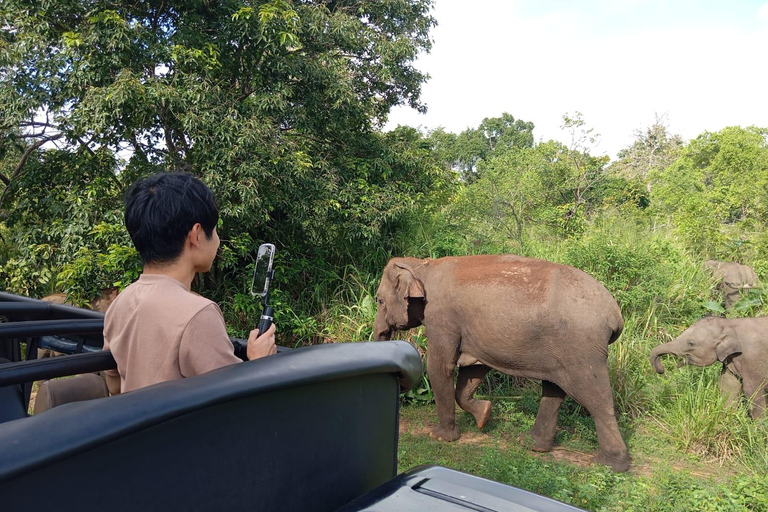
<box><xmin>703</xmin><ymin>301</ymin><xmax>726</xmax><ymax>313</ymax></box>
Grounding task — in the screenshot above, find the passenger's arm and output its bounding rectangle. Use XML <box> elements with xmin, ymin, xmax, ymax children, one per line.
<box><xmin>101</xmin><ymin>336</ymin><xmax>121</xmax><ymax>395</ymax></box>
<box><xmin>179</xmin><ymin>304</ymin><xmax>242</xmax><ymax>377</ymax></box>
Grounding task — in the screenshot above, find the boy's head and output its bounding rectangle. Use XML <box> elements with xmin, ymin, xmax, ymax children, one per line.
<box><xmin>125</xmin><ymin>172</ymin><xmax>219</xmax><ymax>265</ymax></box>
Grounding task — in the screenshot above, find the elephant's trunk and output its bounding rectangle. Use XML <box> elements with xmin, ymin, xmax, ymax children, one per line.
<box><xmin>650</xmin><ymin>344</ymin><xmax>677</xmax><ymax>374</ymax></box>
<box><xmin>373</xmin><ymin>315</ymin><xmax>393</xmax><ymax>341</ymax></box>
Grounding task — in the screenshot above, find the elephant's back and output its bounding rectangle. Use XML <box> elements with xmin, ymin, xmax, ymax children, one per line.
<box><xmin>434</xmin><ymin>254</ymin><xmax>613</xmax><ymax>298</ymax></box>
<box><xmin>428</xmin><ymin>255</ymin><xmax>622</xmax><ymax>331</ymax></box>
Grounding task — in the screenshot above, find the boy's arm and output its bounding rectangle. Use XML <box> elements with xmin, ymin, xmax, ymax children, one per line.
<box><xmin>101</xmin><ymin>335</ymin><xmax>121</xmax><ymax>395</ymax></box>
<box><xmin>179</xmin><ymin>304</ymin><xmax>241</xmax><ymax>377</ymax></box>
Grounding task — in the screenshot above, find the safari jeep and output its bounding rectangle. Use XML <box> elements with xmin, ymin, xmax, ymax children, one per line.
<box><xmin>0</xmin><ymin>291</ymin><xmax>583</xmax><ymax>511</ymax></box>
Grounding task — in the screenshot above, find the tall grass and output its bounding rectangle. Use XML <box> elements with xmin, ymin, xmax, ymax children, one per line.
<box><xmin>317</xmin><ymin>266</ymin><xmax>380</xmax><ymax>343</ymax></box>
<box><xmin>648</xmin><ymin>364</ymin><xmax>768</xmax><ymax>473</ymax></box>
<box><xmin>608</xmin><ymin>315</ymin><xmax>654</xmax><ymax>419</ymax></box>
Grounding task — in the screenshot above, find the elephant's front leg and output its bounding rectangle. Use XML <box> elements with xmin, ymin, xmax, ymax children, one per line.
<box><xmin>719</xmin><ymin>365</ymin><xmax>742</xmax><ymax>408</ymax></box>
<box><xmin>456</xmin><ymin>364</ymin><xmax>492</xmax><ymax>429</ymax></box>
<box><xmin>426</xmin><ymin>345</ymin><xmax>461</xmax><ymax>441</ymax></box>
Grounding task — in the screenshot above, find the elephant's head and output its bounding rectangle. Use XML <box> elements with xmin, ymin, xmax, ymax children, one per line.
<box><xmin>373</xmin><ymin>259</ymin><xmax>426</xmax><ymax>341</ymax></box>
<box><xmin>650</xmin><ymin>317</ymin><xmax>741</xmax><ymax>374</ymax></box>
<box><xmin>704</xmin><ymin>259</ymin><xmax>722</xmax><ymax>273</ymax></box>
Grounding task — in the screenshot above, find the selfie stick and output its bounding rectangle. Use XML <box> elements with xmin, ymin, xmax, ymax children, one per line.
<box><xmin>258</xmin><ymin>275</ymin><xmax>274</xmax><ymax>335</ymax></box>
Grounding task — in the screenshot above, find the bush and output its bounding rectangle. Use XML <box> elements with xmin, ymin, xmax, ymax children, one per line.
<box><xmin>560</xmin><ymin>213</ymin><xmax>712</xmax><ymax>324</ymax></box>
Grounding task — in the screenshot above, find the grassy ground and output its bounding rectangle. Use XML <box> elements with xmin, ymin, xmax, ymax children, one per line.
<box><xmin>397</xmin><ymin>384</ymin><xmax>768</xmax><ymax>512</ymax></box>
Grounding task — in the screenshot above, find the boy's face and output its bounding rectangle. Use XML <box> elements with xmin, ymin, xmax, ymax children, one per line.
<box><xmin>197</xmin><ymin>227</ymin><xmax>220</xmax><ymax>272</ymax></box>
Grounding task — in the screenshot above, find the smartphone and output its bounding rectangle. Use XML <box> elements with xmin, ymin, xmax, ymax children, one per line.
<box><xmin>251</xmin><ymin>243</ymin><xmax>275</xmax><ymax>334</ymax></box>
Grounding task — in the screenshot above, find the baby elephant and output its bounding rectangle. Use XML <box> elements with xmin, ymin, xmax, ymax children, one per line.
<box><xmin>650</xmin><ymin>316</ymin><xmax>768</xmax><ymax>418</ymax></box>
<box><xmin>704</xmin><ymin>260</ymin><xmax>759</xmax><ymax>310</ymax></box>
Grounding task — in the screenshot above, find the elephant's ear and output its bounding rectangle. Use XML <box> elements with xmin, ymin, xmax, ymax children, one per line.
<box><xmin>716</xmin><ymin>335</ymin><xmax>742</xmax><ymax>362</ymax></box>
<box><xmin>393</xmin><ymin>262</ymin><xmax>425</xmax><ymax>300</ymax></box>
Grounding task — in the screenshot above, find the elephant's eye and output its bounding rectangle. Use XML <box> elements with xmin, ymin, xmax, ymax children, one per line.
<box><xmin>377</xmin><ymin>298</ymin><xmax>384</xmax><ymax>305</ymax></box>
<box><xmin>687</xmin><ymin>341</ymin><xmax>694</xmax><ymax>347</ymax></box>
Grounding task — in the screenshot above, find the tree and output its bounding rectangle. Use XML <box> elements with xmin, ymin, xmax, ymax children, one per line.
<box><xmin>0</xmin><ymin>0</ymin><xmax>439</xmax><ymax>319</ymax></box>
<box><xmin>558</xmin><ymin>112</ymin><xmax>611</xmax><ymax>227</ymax></box>
<box><xmin>651</xmin><ymin>126</ymin><xmax>768</xmax><ymax>261</ymax></box>
<box><xmin>454</xmin><ymin>136</ymin><xmax>610</xmax><ymax>251</ymax></box>
<box><xmin>610</xmin><ymin>114</ymin><xmax>684</xmax><ymax>192</ymax></box>
<box><xmin>427</xmin><ymin>112</ymin><xmax>534</xmax><ymax>181</ymax></box>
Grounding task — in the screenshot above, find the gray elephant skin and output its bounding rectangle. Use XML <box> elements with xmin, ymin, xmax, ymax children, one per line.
<box><xmin>704</xmin><ymin>260</ymin><xmax>759</xmax><ymax>309</ymax></box>
<box><xmin>650</xmin><ymin>316</ymin><xmax>768</xmax><ymax>418</ymax></box>
<box><xmin>374</xmin><ymin>255</ymin><xmax>630</xmax><ymax>472</ymax></box>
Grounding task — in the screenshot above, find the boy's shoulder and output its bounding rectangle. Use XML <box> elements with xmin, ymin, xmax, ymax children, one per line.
<box><xmin>109</xmin><ymin>275</ymin><xmax>218</xmax><ymax>320</ymax></box>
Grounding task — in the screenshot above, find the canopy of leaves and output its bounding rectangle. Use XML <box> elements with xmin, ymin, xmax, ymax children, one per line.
<box><xmin>0</xmin><ymin>0</ymin><xmax>441</xmax><ymax>314</ymax></box>
<box><xmin>454</xmin><ymin>140</ymin><xmax>610</xmax><ymax>250</ymax></box>
<box><xmin>611</xmin><ymin>118</ymin><xmax>685</xmax><ymax>183</ymax></box>
<box><xmin>427</xmin><ymin>113</ymin><xmax>534</xmax><ymax>181</ymax></box>
<box><xmin>441</xmin><ymin>114</ymin><xmax>609</xmax><ymax>253</ymax></box>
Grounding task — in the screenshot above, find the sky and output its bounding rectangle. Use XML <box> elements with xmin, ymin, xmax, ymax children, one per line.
<box><xmin>385</xmin><ymin>0</ymin><xmax>768</xmax><ymax>161</ymax></box>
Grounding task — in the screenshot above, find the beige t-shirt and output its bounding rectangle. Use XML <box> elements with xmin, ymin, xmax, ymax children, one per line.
<box><xmin>103</xmin><ymin>274</ymin><xmax>240</xmax><ymax>393</ymax></box>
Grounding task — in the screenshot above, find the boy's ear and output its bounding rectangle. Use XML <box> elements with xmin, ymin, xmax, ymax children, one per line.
<box><xmin>188</xmin><ymin>223</ymin><xmax>203</xmax><ymax>247</ymax></box>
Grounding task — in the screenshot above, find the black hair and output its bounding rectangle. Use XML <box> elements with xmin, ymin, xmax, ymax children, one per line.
<box><xmin>124</xmin><ymin>172</ymin><xmax>219</xmax><ymax>265</ymax></box>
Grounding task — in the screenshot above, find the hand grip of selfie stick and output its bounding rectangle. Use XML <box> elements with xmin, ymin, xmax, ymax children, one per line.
<box><xmin>257</xmin><ymin>306</ymin><xmax>274</xmax><ymax>335</ymax></box>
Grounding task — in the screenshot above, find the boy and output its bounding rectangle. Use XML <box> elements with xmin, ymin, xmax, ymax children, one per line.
<box><xmin>103</xmin><ymin>172</ymin><xmax>276</xmax><ymax>394</ymax></box>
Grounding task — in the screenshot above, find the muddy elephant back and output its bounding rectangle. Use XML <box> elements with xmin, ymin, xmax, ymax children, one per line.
<box><xmin>40</xmin><ymin>288</ymin><xmax>119</xmax><ymax>312</ymax></box>
<box><xmin>441</xmin><ymin>255</ymin><xmax>623</xmax><ymax>342</ymax></box>
<box><xmin>90</xmin><ymin>288</ymin><xmax>119</xmax><ymax>313</ymax></box>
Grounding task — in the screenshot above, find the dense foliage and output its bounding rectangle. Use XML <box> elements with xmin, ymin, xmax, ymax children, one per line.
<box><xmin>651</xmin><ymin>126</ymin><xmax>768</xmax><ymax>265</ymax></box>
<box><xmin>0</xmin><ymin>0</ymin><xmax>444</xmax><ymax>320</ymax></box>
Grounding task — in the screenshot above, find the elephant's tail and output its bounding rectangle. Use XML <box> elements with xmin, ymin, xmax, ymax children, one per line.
<box><xmin>607</xmin><ymin>307</ymin><xmax>624</xmax><ymax>346</ymax></box>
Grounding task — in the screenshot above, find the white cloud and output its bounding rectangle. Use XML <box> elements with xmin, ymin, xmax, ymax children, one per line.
<box><xmin>387</xmin><ymin>1</ymin><xmax>768</xmax><ymax>160</ymax></box>
<box><xmin>759</xmin><ymin>3</ymin><xmax>768</xmax><ymax>21</ymax></box>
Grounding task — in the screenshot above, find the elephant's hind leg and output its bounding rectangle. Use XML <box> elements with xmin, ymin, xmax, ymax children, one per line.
<box><xmin>520</xmin><ymin>380</ymin><xmax>565</xmax><ymax>452</ymax></box>
<box><xmin>565</xmin><ymin>367</ymin><xmax>630</xmax><ymax>472</ymax></box>
<box><xmin>456</xmin><ymin>365</ymin><xmax>492</xmax><ymax>429</ymax></box>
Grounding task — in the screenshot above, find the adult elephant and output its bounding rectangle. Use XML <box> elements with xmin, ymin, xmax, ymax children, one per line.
<box><xmin>374</xmin><ymin>255</ymin><xmax>630</xmax><ymax>472</ymax></box>
<box><xmin>650</xmin><ymin>316</ymin><xmax>768</xmax><ymax>419</ymax></box>
<box><xmin>704</xmin><ymin>260</ymin><xmax>759</xmax><ymax>310</ymax></box>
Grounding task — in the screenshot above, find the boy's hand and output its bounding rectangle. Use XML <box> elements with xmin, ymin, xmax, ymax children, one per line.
<box><xmin>247</xmin><ymin>323</ymin><xmax>277</xmax><ymax>360</ymax></box>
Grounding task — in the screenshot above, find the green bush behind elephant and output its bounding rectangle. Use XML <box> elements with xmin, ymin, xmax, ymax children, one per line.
<box><xmin>373</xmin><ymin>254</ymin><xmax>630</xmax><ymax>472</ymax></box>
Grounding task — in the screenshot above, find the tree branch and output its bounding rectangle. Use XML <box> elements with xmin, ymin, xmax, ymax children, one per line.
<box><xmin>0</xmin><ymin>133</ymin><xmax>64</xmax><ymax>210</ymax></box>
<box><xmin>12</xmin><ymin>133</ymin><xmax>64</xmax><ymax>181</ymax></box>
<box><xmin>76</xmin><ymin>136</ymin><xmax>96</xmax><ymax>156</ymax></box>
